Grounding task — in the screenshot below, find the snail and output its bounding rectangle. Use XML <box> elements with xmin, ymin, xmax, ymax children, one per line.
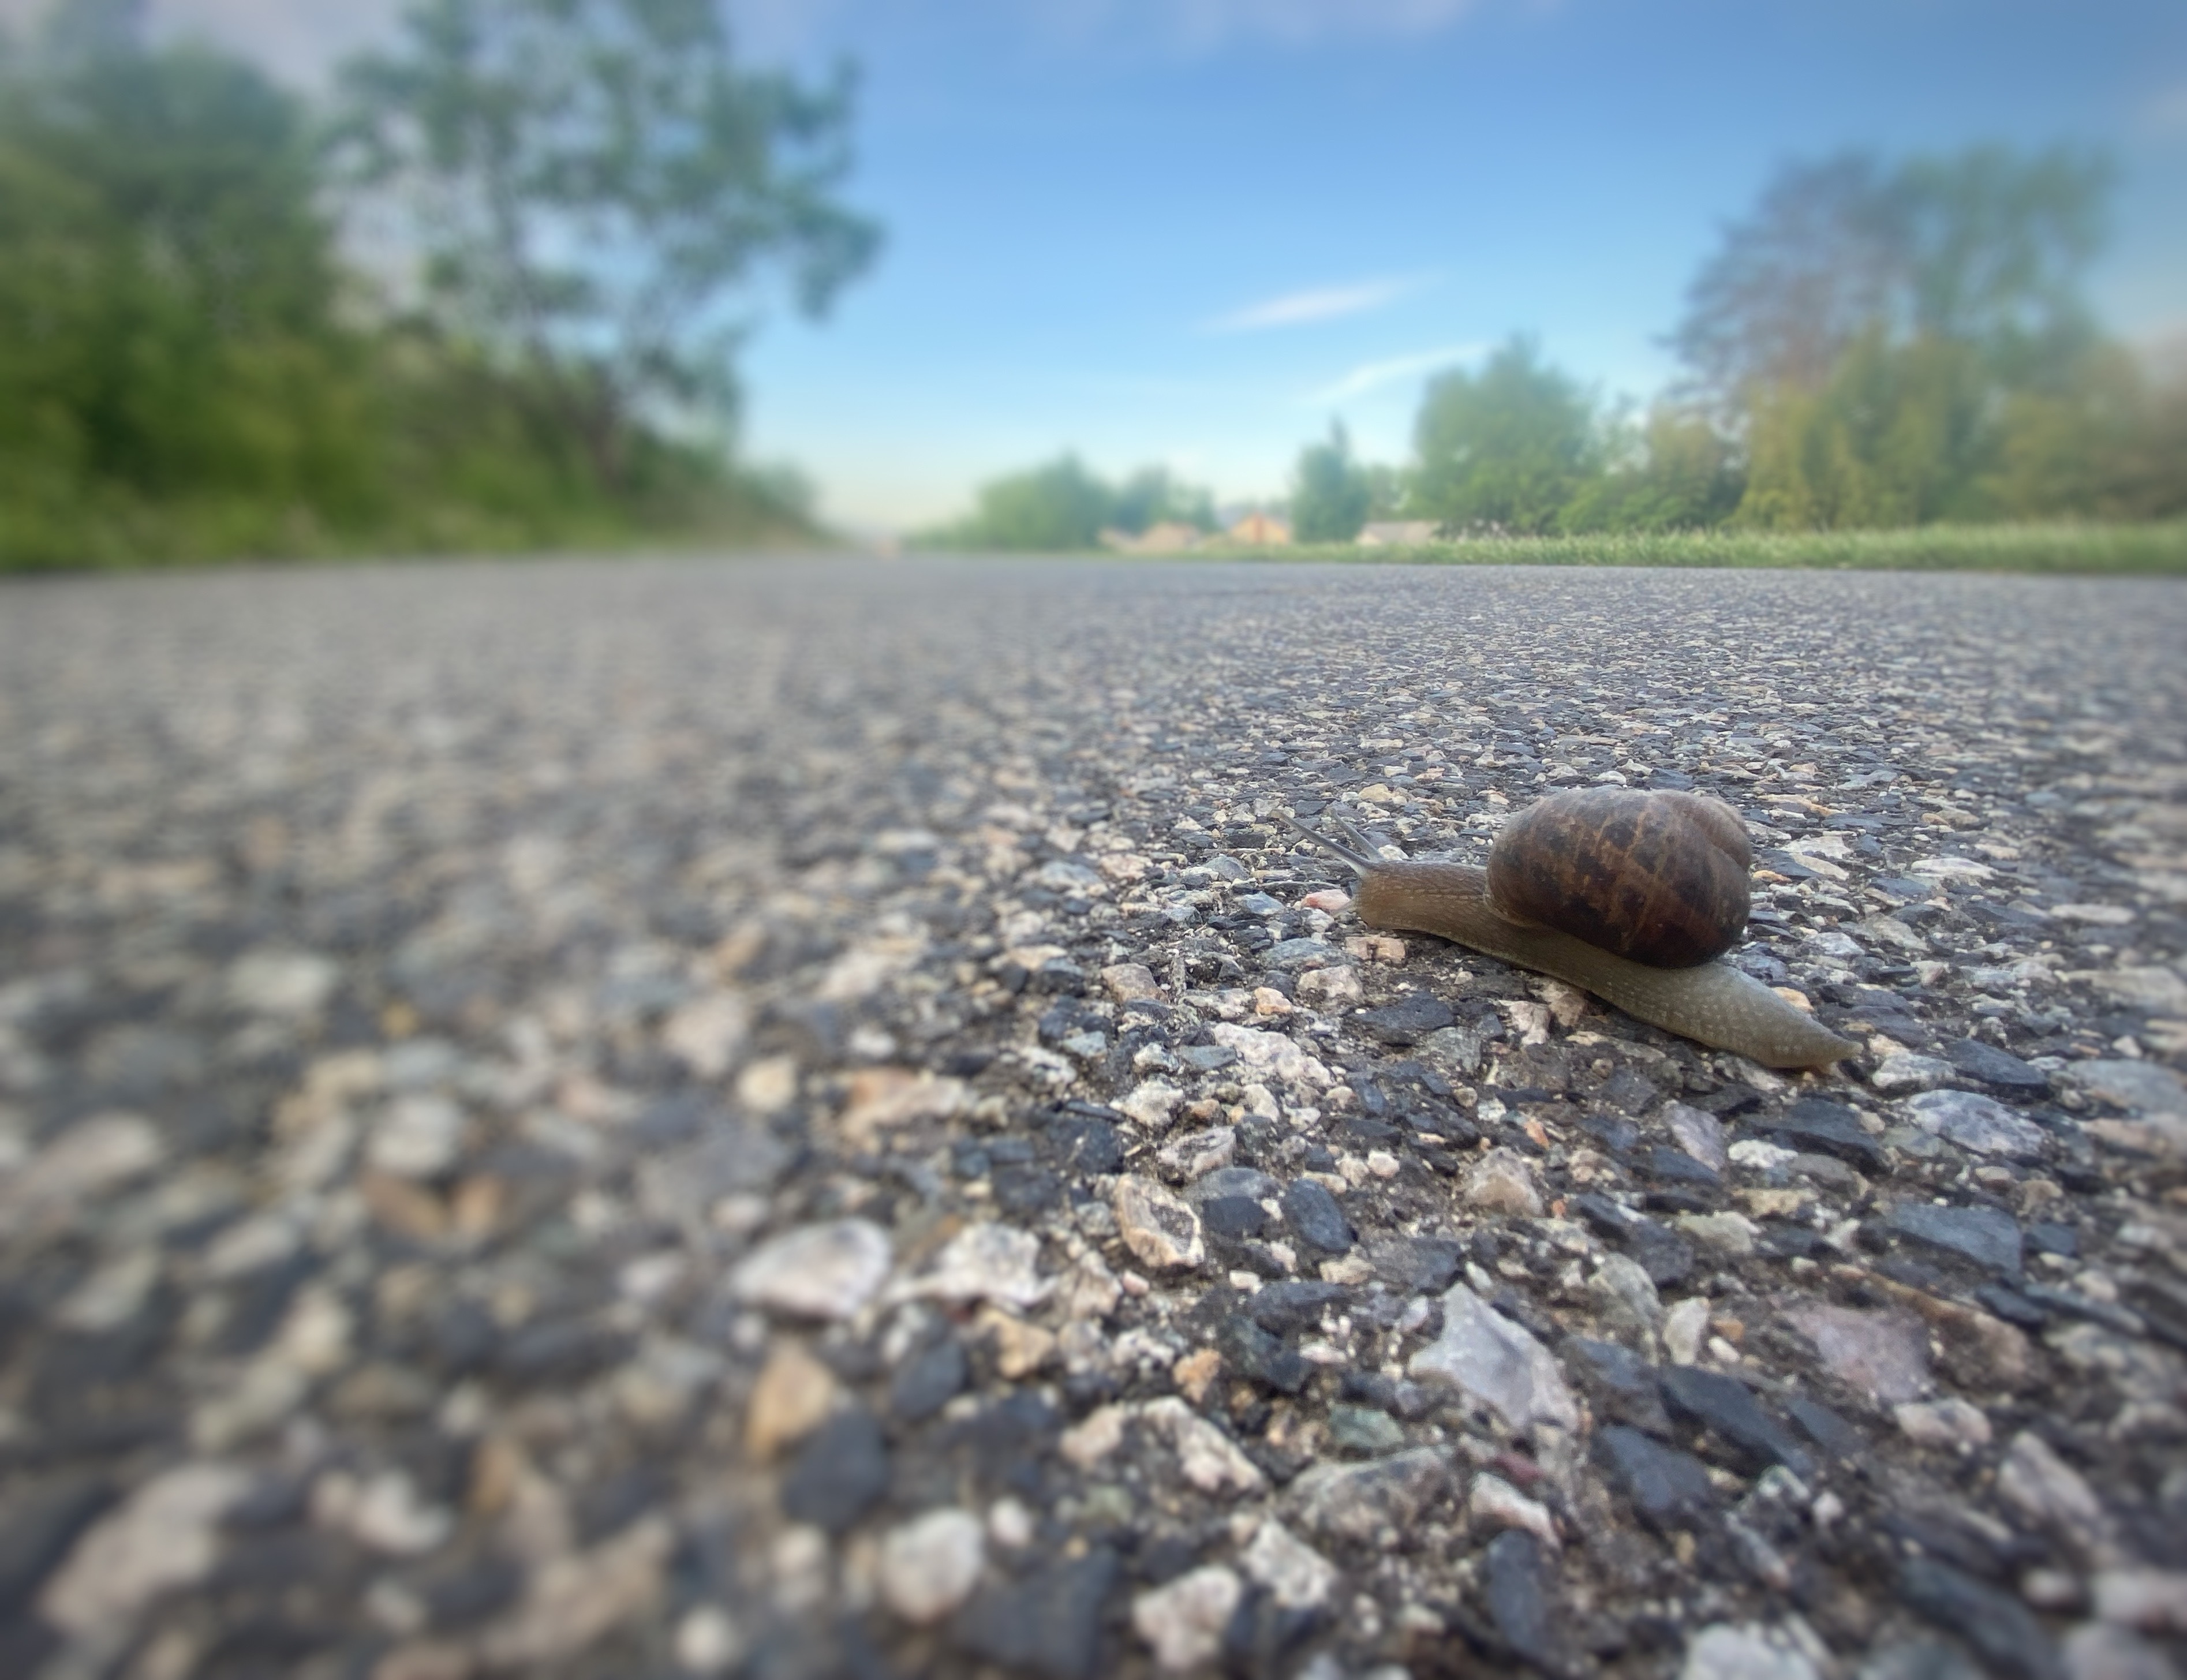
<box><xmin>1288</xmin><ymin>786</ymin><xmax>1855</xmax><ymax>1069</ymax></box>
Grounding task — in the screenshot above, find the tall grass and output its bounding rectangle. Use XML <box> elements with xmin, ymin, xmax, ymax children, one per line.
<box><xmin>1194</xmin><ymin>521</ymin><xmax>2187</xmax><ymax>575</ymax></box>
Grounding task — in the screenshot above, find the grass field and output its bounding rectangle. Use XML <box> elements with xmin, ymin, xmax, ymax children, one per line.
<box><xmin>1194</xmin><ymin>521</ymin><xmax>2187</xmax><ymax>575</ymax></box>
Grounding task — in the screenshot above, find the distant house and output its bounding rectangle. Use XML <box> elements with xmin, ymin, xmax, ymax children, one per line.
<box><xmin>1357</xmin><ymin>520</ymin><xmax>1440</xmax><ymax>547</ymax></box>
<box><xmin>1227</xmin><ymin>511</ymin><xmax>1292</xmax><ymax>545</ymax></box>
<box><xmin>1101</xmin><ymin>521</ymin><xmax>1205</xmax><ymax>553</ymax></box>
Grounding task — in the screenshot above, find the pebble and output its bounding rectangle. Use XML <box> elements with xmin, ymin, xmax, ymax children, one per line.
<box><xmin>0</xmin><ymin>1112</ymin><xmax>165</xmax><ymax>1235</ymax></box>
<box><xmin>1463</xmin><ymin>1147</ymin><xmax>1544</xmax><ymax>1217</ymax></box>
<box><xmin>225</xmin><ymin>948</ymin><xmax>339</xmax><ymax>1016</ymax></box>
<box><xmin>1114</xmin><ymin>1174</ymin><xmax>1205</xmax><ymax>1270</ymax></box>
<box><xmin>368</xmin><ymin>1093</ymin><xmax>467</xmax><ymax>1178</ymax></box>
<box><xmin>39</xmin><ymin>1461</ymin><xmax>252</xmax><ymax>1634</ymax></box>
<box><xmin>1893</xmin><ymin>1397</ymin><xmax>1994</xmax><ymax>1449</ymax></box>
<box><xmin>1156</xmin><ymin>1125</ymin><xmax>1236</xmax><ymax>1181</ymax></box>
<box><xmin>1286</xmin><ymin>1448</ymin><xmax>1452</xmax><ymax>1547</ymax></box>
<box><xmin>1595</xmin><ymin>1425</ymin><xmax>1716</xmax><ymax>1532</ymax></box>
<box><xmin>1328</xmin><ymin>1403</ymin><xmax>1407</xmax><ymax>1455</ymax></box>
<box><xmin>953</xmin><ymin>1546</ymin><xmax>1118</xmax><ymax>1680</ymax></box>
<box><xmin>1784</xmin><ymin>1301</ymin><xmax>1933</xmax><ymax>1404</ymax></box>
<box><xmin>1352</xmin><ymin>994</ymin><xmax>1455</xmax><ymax>1045</ymax></box>
<box><xmin>2062</xmin><ymin>1622</ymin><xmax>2179</xmax><ymax>1680</ymax></box>
<box><xmin>733</xmin><ymin>1219</ymin><xmax>894</xmax><ymax>1320</ymax></box>
<box><xmin>746</xmin><ymin>1340</ymin><xmax>840</xmax><ymax>1458</ymax></box>
<box><xmin>477</xmin><ymin>1515</ymin><xmax>674</xmax><ymax>1668</ymax></box>
<box><xmin>1898</xmin><ymin>1555</ymin><xmax>2066</xmax><ymax>1680</ymax></box>
<box><xmin>1468</xmin><ymin>1471</ymin><xmax>1560</xmax><ymax>1551</ymax></box>
<box><xmin>1871</xmin><ymin>1054</ymin><xmax>1958</xmax><ymax>1095</ymax></box>
<box><xmin>1241</xmin><ymin>1518</ymin><xmax>1339</xmax><ymax>1608</ymax></box>
<box><xmin>2066</xmin><ymin>1060</ymin><xmax>2187</xmax><ymax>1116</ymax></box>
<box><xmin>899</xmin><ymin>1220</ymin><xmax>1050</xmax><ymax>1310</ymax></box>
<box><xmin>675</xmin><ymin>1604</ymin><xmax>748</xmax><ymax>1675</ymax></box>
<box><xmin>1885</xmin><ymin>1201</ymin><xmax>2025</xmax><ymax>1274</ymax></box>
<box><xmin>1752</xmin><ymin>1099</ymin><xmax>1888</xmax><ymax>1171</ymax></box>
<box><xmin>1131</xmin><ymin>1563</ymin><xmax>1242</xmax><ymax>1671</ymax></box>
<box><xmin>1663</xmin><ymin>1295</ymin><xmax>1714</xmax><ymax>1365</ymax></box>
<box><xmin>890</xmin><ymin>1335</ymin><xmax>969</xmax><ymax>1421</ymax></box>
<box><xmin>1663</xmin><ymin>1101</ymin><xmax>1729</xmax><ymax>1172</ymax></box>
<box><xmin>1485</xmin><ymin>1528</ymin><xmax>1559</xmax><ymax>1669</ymax></box>
<box><xmin>1903</xmin><ymin>1089</ymin><xmax>2051</xmax><ymax>1162</ymax></box>
<box><xmin>2092</xmin><ymin>1569</ymin><xmax>2187</xmax><ymax>1634</ymax></box>
<box><xmin>780</xmin><ymin>1409</ymin><xmax>891</xmax><ymax>1533</ymax></box>
<box><xmin>1998</xmin><ymin>1432</ymin><xmax>2114</xmax><ymax>1562</ymax></box>
<box><xmin>1945</xmin><ymin>1038</ymin><xmax>2050</xmax><ymax>1091</ymax></box>
<box><xmin>1408</xmin><ymin>1282</ymin><xmax>1579</xmax><ymax>1434</ymax></box>
<box><xmin>1683</xmin><ymin>1623</ymin><xmax>1823</xmax><ymax>1680</ymax></box>
<box><xmin>880</xmin><ymin>1507</ymin><xmax>986</xmax><ymax>1625</ymax></box>
<box><xmin>1280</xmin><ymin>1177</ymin><xmax>1355</xmax><ymax>1255</ymax></box>
<box><xmin>1661</xmin><ymin>1366</ymin><xmax>1814</xmax><ymax>1476</ymax></box>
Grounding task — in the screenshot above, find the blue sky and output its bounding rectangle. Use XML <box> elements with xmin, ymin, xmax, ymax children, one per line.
<box><xmin>98</xmin><ymin>0</ymin><xmax>2187</xmax><ymax>530</ymax></box>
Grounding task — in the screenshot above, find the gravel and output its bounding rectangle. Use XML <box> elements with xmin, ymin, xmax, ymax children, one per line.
<box><xmin>1</xmin><ymin>555</ymin><xmax>2184</xmax><ymax>1679</ymax></box>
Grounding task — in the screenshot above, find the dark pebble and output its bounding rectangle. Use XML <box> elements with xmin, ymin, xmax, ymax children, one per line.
<box><xmin>1178</xmin><ymin>1045</ymin><xmax>1239</xmax><ymax>1072</ymax></box>
<box><xmin>1366</xmin><ymin>1234</ymin><xmax>1465</xmax><ymax>1294</ymax></box>
<box><xmin>0</xmin><ymin>1475</ymin><xmax>112</xmax><ymax>1614</ymax></box>
<box><xmin>1883</xmin><ymin>1203</ymin><xmax>2023</xmax><ymax>1276</ymax></box>
<box><xmin>494</xmin><ymin>1319</ymin><xmax>632</xmax><ymax>1384</ymax></box>
<box><xmin>1484</xmin><ymin>1529</ymin><xmax>1560</xmax><ymax>1670</ymax></box>
<box><xmin>1568</xmin><ymin>1337</ymin><xmax>1672</xmax><ymax>1434</ymax></box>
<box><xmin>891</xmin><ymin>1337</ymin><xmax>968</xmax><ymax>1421</ymax></box>
<box><xmin>1594</xmin><ymin>1425</ymin><xmax>1716</xmax><ymax>1532</ymax></box>
<box><xmin>1944</xmin><ymin>1038</ymin><xmax>2050</xmax><ymax>1091</ymax></box>
<box><xmin>992</xmin><ymin>1163</ymin><xmax>1064</xmax><ymax>1217</ymax></box>
<box><xmin>1784</xmin><ymin>1394</ymin><xmax>1867</xmax><ymax>1461</ymax></box>
<box><xmin>1201</xmin><ymin>1196</ymin><xmax>1270</xmax><ymax>1239</ymax></box>
<box><xmin>952</xmin><ymin>1546</ymin><xmax>1120</xmax><ymax>1680</ymax></box>
<box><xmin>1975</xmin><ymin>1284</ymin><xmax>2051</xmax><ymax>1329</ymax></box>
<box><xmin>1751</xmin><ymin>1099</ymin><xmax>1887</xmax><ymax>1171</ymax></box>
<box><xmin>1351</xmin><ymin>994</ymin><xmax>1456</xmax><ymax>1046</ymax></box>
<box><xmin>1897</xmin><ymin>1556</ymin><xmax>2065</xmax><ymax>1680</ymax></box>
<box><xmin>1218</xmin><ymin>1316</ymin><xmax>1310</xmax><ymax>1394</ymax></box>
<box><xmin>1638</xmin><ymin>1146</ymin><xmax>1721</xmax><ymax>1189</ymax></box>
<box><xmin>2027</xmin><ymin>1221</ymin><xmax>2078</xmax><ymax>1258</ymax></box>
<box><xmin>1280</xmin><ymin>1178</ymin><xmax>1355</xmax><ymax>1255</ymax></box>
<box><xmin>1658</xmin><ymin>1367</ymin><xmax>1814</xmax><ymax>1479</ymax></box>
<box><xmin>1246</xmin><ymin>1280</ymin><xmax>1351</xmax><ymax>1334</ymax></box>
<box><xmin>780</xmin><ymin>1409</ymin><xmax>891</xmax><ymax>1533</ymax></box>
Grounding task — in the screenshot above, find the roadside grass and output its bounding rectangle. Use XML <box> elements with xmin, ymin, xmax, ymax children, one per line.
<box><xmin>1186</xmin><ymin>521</ymin><xmax>2187</xmax><ymax>575</ymax></box>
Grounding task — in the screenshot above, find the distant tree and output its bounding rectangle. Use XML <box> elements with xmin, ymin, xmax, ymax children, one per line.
<box><xmin>335</xmin><ymin>0</ymin><xmax>881</xmax><ymax>493</ymax></box>
<box><xmin>1410</xmin><ymin>338</ymin><xmax>1601</xmax><ymax>534</ymax></box>
<box><xmin>0</xmin><ymin>0</ymin><xmax>378</xmax><ymax>555</ymax></box>
<box><xmin>1289</xmin><ymin>421</ymin><xmax>1372</xmax><ymax>542</ymax></box>
<box><xmin>1672</xmin><ymin>145</ymin><xmax>2111</xmax><ymax>418</ymax></box>
<box><xmin>1984</xmin><ymin>343</ymin><xmax>2187</xmax><ymax>522</ymax></box>
<box><xmin>937</xmin><ymin>455</ymin><xmax>1114</xmax><ymax>550</ymax></box>
<box><xmin>1560</xmin><ymin>405</ymin><xmax>1744</xmax><ymax>532</ymax></box>
<box><xmin>1734</xmin><ymin>328</ymin><xmax>1989</xmax><ymax>529</ymax></box>
<box><xmin>1112</xmin><ymin>465</ymin><xmax>1214</xmax><ymax>534</ymax></box>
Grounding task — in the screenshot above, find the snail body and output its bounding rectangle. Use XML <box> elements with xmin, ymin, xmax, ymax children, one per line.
<box><xmin>1292</xmin><ymin>787</ymin><xmax>1855</xmax><ymax>1069</ymax></box>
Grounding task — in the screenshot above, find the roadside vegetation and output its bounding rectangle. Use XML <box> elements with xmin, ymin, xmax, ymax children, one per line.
<box><xmin>0</xmin><ymin>0</ymin><xmax>878</xmax><ymax>571</ymax></box>
<box><xmin>929</xmin><ymin>147</ymin><xmax>2187</xmax><ymax>561</ymax></box>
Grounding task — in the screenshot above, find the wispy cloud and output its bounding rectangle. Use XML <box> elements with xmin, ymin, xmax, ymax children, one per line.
<box><xmin>1307</xmin><ymin>342</ymin><xmax>1482</xmax><ymax>403</ymax></box>
<box><xmin>1205</xmin><ymin>274</ymin><xmax>1436</xmax><ymax>334</ymax></box>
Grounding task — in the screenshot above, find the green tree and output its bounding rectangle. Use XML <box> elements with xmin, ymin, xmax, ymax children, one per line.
<box><xmin>0</xmin><ymin>2</ymin><xmax>378</xmax><ymax>563</ymax></box>
<box><xmin>1409</xmin><ymin>338</ymin><xmax>1601</xmax><ymax>534</ymax></box>
<box><xmin>1560</xmin><ymin>405</ymin><xmax>1744</xmax><ymax>532</ymax></box>
<box><xmin>1735</xmin><ymin>328</ymin><xmax>1989</xmax><ymax>529</ymax></box>
<box><xmin>1672</xmin><ymin>144</ymin><xmax>2111</xmax><ymax>417</ymax></box>
<box><xmin>335</xmin><ymin>0</ymin><xmax>880</xmax><ymax>494</ymax></box>
<box><xmin>1111</xmin><ymin>465</ymin><xmax>1214</xmax><ymax>534</ymax></box>
<box><xmin>933</xmin><ymin>455</ymin><xmax>1115</xmax><ymax>551</ymax></box>
<box><xmin>1289</xmin><ymin>421</ymin><xmax>1371</xmax><ymax>542</ymax></box>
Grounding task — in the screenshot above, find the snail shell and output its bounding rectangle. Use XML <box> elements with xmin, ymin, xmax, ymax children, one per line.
<box><xmin>1487</xmin><ymin>786</ymin><xmax>1751</xmax><ymax>967</ymax></box>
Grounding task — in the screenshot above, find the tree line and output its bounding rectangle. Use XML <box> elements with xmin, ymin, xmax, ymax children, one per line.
<box><xmin>0</xmin><ymin>0</ymin><xmax>878</xmax><ymax>569</ymax></box>
<box><xmin>934</xmin><ymin>145</ymin><xmax>2187</xmax><ymax>549</ymax></box>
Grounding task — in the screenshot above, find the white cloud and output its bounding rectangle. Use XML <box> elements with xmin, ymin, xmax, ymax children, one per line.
<box><xmin>1306</xmin><ymin>341</ymin><xmax>1481</xmax><ymax>403</ymax></box>
<box><xmin>1205</xmin><ymin>273</ymin><xmax>1435</xmax><ymax>333</ymax></box>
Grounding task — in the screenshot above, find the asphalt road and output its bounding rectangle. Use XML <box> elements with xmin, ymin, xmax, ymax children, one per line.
<box><xmin>1</xmin><ymin>557</ymin><xmax>2184</xmax><ymax>1680</ymax></box>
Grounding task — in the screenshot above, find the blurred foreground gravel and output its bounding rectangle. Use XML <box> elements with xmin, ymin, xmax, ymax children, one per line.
<box><xmin>1</xmin><ymin>556</ymin><xmax>2185</xmax><ymax>1680</ymax></box>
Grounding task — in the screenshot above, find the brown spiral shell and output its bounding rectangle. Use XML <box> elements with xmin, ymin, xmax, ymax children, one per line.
<box><xmin>1485</xmin><ymin>787</ymin><xmax>1752</xmax><ymax>968</ymax></box>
